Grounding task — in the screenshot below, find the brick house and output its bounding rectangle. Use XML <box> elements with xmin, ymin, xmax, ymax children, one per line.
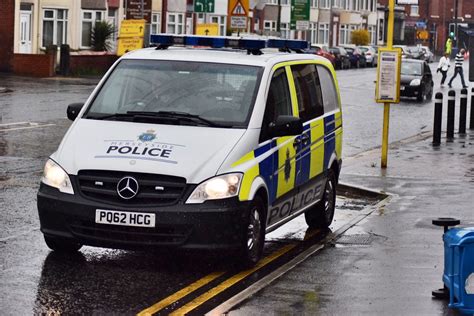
<box><xmin>0</xmin><ymin>0</ymin><xmax>15</xmax><ymax>72</ymax></box>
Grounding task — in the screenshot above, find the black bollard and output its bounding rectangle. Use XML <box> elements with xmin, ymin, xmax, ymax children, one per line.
<box><xmin>433</xmin><ymin>92</ymin><xmax>443</xmax><ymax>146</ymax></box>
<box><xmin>459</xmin><ymin>89</ymin><xmax>467</xmax><ymax>134</ymax></box>
<box><xmin>471</xmin><ymin>88</ymin><xmax>474</xmax><ymax>130</ymax></box>
<box><xmin>447</xmin><ymin>90</ymin><xmax>456</xmax><ymax>140</ymax></box>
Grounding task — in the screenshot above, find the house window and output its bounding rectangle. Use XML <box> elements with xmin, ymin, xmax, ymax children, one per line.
<box><xmin>320</xmin><ymin>0</ymin><xmax>330</xmax><ymax>9</ymax></box>
<box><xmin>411</xmin><ymin>5</ymin><xmax>419</xmax><ymax>16</ymax></box>
<box><xmin>311</xmin><ymin>0</ymin><xmax>318</xmax><ymax>8</ymax></box>
<box><xmin>264</xmin><ymin>20</ymin><xmax>277</xmax><ymax>32</ymax></box>
<box><xmin>266</xmin><ymin>0</ymin><xmax>278</xmax><ymax>4</ymax></box>
<box><xmin>151</xmin><ymin>13</ymin><xmax>161</xmax><ymax>34</ymax></box>
<box><xmin>308</xmin><ymin>22</ymin><xmax>317</xmax><ymax>43</ymax></box>
<box><xmin>167</xmin><ymin>12</ymin><xmax>184</xmax><ymax>34</ymax></box>
<box><xmin>351</xmin><ymin>0</ymin><xmax>359</xmax><ymax>11</ymax></box>
<box><xmin>368</xmin><ymin>25</ymin><xmax>376</xmax><ymax>44</ymax></box>
<box><xmin>339</xmin><ymin>24</ymin><xmax>349</xmax><ymax>44</ymax></box>
<box><xmin>210</xmin><ymin>15</ymin><xmax>226</xmax><ymax>35</ymax></box>
<box><xmin>318</xmin><ymin>23</ymin><xmax>329</xmax><ymax>44</ymax></box>
<box><xmin>81</xmin><ymin>10</ymin><xmax>105</xmax><ymax>48</ymax></box>
<box><xmin>42</xmin><ymin>9</ymin><xmax>68</xmax><ymax>48</ymax></box>
<box><xmin>281</xmin><ymin>22</ymin><xmax>290</xmax><ymax>39</ymax></box>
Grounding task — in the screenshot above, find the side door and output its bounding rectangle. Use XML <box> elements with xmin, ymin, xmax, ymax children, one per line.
<box><xmin>260</xmin><ymin>67</ymin><xmax>300</xmax><ymax>227</ymax></box>
<box><xmin>290</xmin><ymin>63</ymin><xmax>326</xmax><ymax>210</ymax></box>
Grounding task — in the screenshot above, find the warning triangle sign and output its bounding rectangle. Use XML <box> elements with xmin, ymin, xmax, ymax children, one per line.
<box><xmin>232</xmin><ymin>0</ymin><xmax>246</xmax><ymax>16</ymax></box>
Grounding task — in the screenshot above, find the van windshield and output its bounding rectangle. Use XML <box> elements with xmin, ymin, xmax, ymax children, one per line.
<box><xmin>85</xmin><ymin>59</ymin><xmax>263</xmax><ymax>127</ymax></box>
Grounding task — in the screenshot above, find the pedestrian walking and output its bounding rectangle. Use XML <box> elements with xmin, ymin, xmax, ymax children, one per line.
<box><xmin>448</xmin><ymin>48</ymin><xmax>468</xmax><ymax>89</ymax></box>
<box><xmin>437</xmin><ymin>52</ymin><xmax>450</xmax><ymax>87</ymax></box>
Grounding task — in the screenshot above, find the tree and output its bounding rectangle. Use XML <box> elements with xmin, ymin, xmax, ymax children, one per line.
<box><xmin>91</xmin><ymin>21</ymin><xmax>115</xmax><ymax>51</ymax></box>
<box><xmin>351</xmin><ymin>29</ymin><xmax>370</xmax><ymax>46</ymax></box>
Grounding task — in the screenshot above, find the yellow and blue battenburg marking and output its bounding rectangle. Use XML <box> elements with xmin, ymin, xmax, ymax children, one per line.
<box><xmin>235</xmin><ymin>111</ymin><xmax>342</xmax><ymax>206</ymax></box>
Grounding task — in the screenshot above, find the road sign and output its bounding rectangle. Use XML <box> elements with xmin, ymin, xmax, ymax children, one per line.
<box><xmin>194</xmin><ymin>0</ymin><xmax>215</xmax><ymax>13</ymax></box>
<box><xmin>119</xmin><ymin>19</ymin><xmax>146</xmax><ymax>37</ymax></box>
<box><xmin>416</xmin><ymin>30</ymin><xmax>429</xmax><ymax>40</ymax></box>
<box><xmin>228</xmin><ymin>0</ymin><xmax>249</xmax><ymax>17</ymax></box>
<box><xmin>126</xmin><ymin>0</ymin><xmax>152</xmax><ymax>23</ymax></box>
<box><xmin>196</xmin><ymin>23</ymin><xmax>219</xmax><ymax>36</ymax></box>
<box><xmin>117</xmin><ymin>38</ymin><xmax>144</xmax><ymax>56</ymax></box>
<box><xmin>291</xmin><ymin>0</ymin><xmax>310</xmax><ymax>30</ymax></box>
<box><xmin>231</xmin><ymin>16</ymin><xmax>247</xmax><ymax>29</ymax></box>
<box><xmin>376</xmin><ymin>48</ymin><xmax>401</xmax><ymax>104</ymax></box>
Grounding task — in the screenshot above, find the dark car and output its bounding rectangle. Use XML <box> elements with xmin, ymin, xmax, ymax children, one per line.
<box><xmin>406</xmin><ymin>46</ymin><xmax>425</xmax><ymax>60</ymax></box>
<box><xmin>341</xmin><ymin>46</ymin><xmax>367</xmax><ymax>68</ymax></box>
<box><xmin>400</xmin><ymin>59</ymin><xmax>433</xmax><ymax>102</ymax></box>
<box><xmin>329</xmin><ymin>47</ymin><xmax>351</xmax><ymax>70</ymax></box>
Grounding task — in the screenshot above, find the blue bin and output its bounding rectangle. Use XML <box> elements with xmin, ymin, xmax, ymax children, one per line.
<box><xmin>443</xmin><ymin>227</ymin><xmax>474</xmax><ymax>314</ymax></box>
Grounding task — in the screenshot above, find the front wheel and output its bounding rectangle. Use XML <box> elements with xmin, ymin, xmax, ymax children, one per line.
<box><xmin>238</xmin><ymin>196</ymin><xmax>266</xmax><ymax>267</ymax></box>
<box><xmin>305</xmin><ymin>170</ymin><xmax>336</xmax><ymax>229</ymax></box>
<box><xmin>44</xmin><ymin>236</ymin><xmax>82</xmax><ymax>252</ymax></box>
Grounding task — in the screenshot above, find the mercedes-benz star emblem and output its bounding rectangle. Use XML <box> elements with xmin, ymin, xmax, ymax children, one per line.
<box><xmin>117</xmin><ymin>176</ymin><xmax>139</xmax><ymax>200</ymax></box>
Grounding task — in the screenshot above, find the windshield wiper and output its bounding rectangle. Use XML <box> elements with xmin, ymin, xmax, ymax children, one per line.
<box><xmin>126</xmin><ymin>111</ymin><xmax>230</xmax><ymax>127</ymax></box>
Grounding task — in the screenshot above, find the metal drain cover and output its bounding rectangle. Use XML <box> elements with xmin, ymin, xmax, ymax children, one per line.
<box><xmin>336</xmin><ymin>234</ymin><xmax>373</xmax><ymax>245</ymax></box>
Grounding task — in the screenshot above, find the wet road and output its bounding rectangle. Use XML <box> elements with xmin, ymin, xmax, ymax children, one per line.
<box><xmin>0</xmin><ymin>63</ymin><xmax>464</xmax><ymax>314</ymax></box>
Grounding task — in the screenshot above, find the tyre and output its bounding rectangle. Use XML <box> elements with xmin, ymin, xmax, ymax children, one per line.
<box><xmin>426</xmin><ymin>87</ymin><xmax>433</xmax><ymax>100</ymax></box>
<box><xmin>44</xmin><ymin>236</ymin><xmax>82</xmax><ymax>252</ymax></box>
<box><xmin>238</xmin><ymin>196</ymin><xmax>265</xmax><ymax>267</ymax></box>
<box><xmin>305</xmin><ymin>170</ymin><xmax>336</xmax><ymax>229</ymax></box>
<box><xmin>356</xmin><ymin>60</ymin><xmax>360</xmax><ymax>68</ymax></box>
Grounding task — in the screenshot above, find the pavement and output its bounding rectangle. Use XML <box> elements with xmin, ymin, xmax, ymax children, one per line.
<box><xmin>229</xmin><ymin>130</ymin><xmax>474</xmax><ymax>315</ymax></box>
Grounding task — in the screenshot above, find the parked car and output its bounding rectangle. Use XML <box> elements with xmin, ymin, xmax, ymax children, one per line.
<box><xmin>394</xmin><ymin>45</ymin><xmax>413</xmax><ymax>59</ymax></box>
<box><xmin>421</xmin><ymin>46</ymin><xmax>434</xmax><ymax>63</ymax></box>
<box><xmin>407</xmin><ymin>46</ymin><xmax>425</xmax><ymax>60</ymax></box>
<box><xmin>400</xmin><ymin>59</ymin><xmax>434</xmax><ymax>102</ymax></box>
<box><xmin>341</xmin><ymin>45</ymin><xmax>367</xmax><ymax>68</ymax></box>
<box><xmin>309</xmin><ymin>44</ymin><xmax>336</xmax><ymax>67</ymax></box>
<box><xmin>329</xmin><ymin>47</ymin><xmax>351</xmax><ymax>69</ymax></box>
<box><xmin>359</xmin><ymin>46</ymin><xmax>378</xmax><ymax>67</ymax></box>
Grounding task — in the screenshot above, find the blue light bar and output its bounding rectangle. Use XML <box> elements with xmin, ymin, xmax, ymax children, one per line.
<box><xmin>267</xmin><ymin>39</ymin><xmax>309</xmax><ymax>50</ymax></box>
<box><xmin>149</xmin><ymin>34</ymin><xmax>307</xmax><ymax>52</ymax></box>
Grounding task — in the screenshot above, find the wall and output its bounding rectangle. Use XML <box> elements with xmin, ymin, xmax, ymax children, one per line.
<box><xmin>0</xmin><ymin>0</ymin><xmax>15</xmax><ymax>72</ymax></box>
<box><xmin>12</xmin><ymin>53</ymin><xmax>55</xmax><ymax>77</ymax></box>
<box><xmin>69</xmin><ymin>54</ymin><xmax>118</xmax><ymax>75</ymax></box>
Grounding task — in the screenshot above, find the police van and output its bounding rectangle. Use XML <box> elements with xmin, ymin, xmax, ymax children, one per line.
<box><xmin>38</xmin><ymin>35</ymin><xmax>343</xmax><ymax>266</ymax></box>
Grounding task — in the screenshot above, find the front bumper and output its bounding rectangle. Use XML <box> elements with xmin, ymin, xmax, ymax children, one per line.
<box><xmin>37</xmin><ymin>183</ymin><xmax>250</xmax><ymax>251</ymax></box>
<box><xmin>400</xmin><ymin>85</ymin><xmax>421</xmax><ymax>97</ymax></box>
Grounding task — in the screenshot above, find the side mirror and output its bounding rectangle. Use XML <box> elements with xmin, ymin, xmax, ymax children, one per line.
<box><xmin>269</xmin><ymin>115</ymin><xmax>303</xmax><ymax>138</ymax></box>
<box><xmin>67</xmin><ymin>103</ymin><xmax>84</xmax><ymax>121</ymax></box>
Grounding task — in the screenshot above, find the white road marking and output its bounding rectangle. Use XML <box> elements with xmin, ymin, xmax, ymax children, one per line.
<box><xmin>0</xmin><ymin>123</ymin><xmax>56</xmax><ymax>132</ymax></box>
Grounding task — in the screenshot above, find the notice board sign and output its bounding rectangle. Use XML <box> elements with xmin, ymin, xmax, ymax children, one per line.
<box><xmin>376</xmin><ymin>48</ymin><xmax>402</xmax><ymax>103</ymax></box>
<box><xmin>126</xmin><ymin>0</ymin><xmax>151</xmax><ymax>23</ymax></box>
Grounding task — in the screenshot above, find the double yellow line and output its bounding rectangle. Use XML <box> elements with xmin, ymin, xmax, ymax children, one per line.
<box><xmin>138</xmin><ymin>229</ymin><xmax>322</xmax><ymax>315</ymax></box>
<box><xmin>137</xmin><ymin>244</ymin><xmax>295</xmax><ymax>316</ymax></box>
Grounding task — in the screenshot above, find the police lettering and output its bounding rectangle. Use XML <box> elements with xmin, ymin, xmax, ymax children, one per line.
<box><xmin>267</xmin><ymin>186</ymin><xmax>320</xmax><ymax>225</ymax></box>
<box><xmin>106</xmin><ymin>145</ymin><xmax>171</xmax><ymax>158</ymax></box>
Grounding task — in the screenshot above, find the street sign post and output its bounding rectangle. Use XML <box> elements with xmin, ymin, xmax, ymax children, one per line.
<box><xmin>194</xmin><ymin>0</ymin><xmax>215</xmax><ymax>13</ymax></box>
<box><xmin>291</xmin><ymin>0</ymin><xmax>310</xmax><ymax>30</ymax></box>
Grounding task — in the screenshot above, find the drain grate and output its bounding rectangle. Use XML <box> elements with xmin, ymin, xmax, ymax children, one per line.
<box><xmin>336</xmin><ymin>234</ymin><xmax>373</xmax><ymax>245</ymax></box>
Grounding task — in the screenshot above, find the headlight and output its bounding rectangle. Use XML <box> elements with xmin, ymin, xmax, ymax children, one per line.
<box><xmin>186</xmin><ymin>173</ymin><xmax>242</xmax><ymax>204</ymax></box>
<box><xmin>41</xmin><ymin>159</ymin><xmax>74</xmax><ymax>194</ymax></box>
<box><xmin>410</xmin><ymin>79</ymin><xmax>421</xmax><ymax>86</ymax></box>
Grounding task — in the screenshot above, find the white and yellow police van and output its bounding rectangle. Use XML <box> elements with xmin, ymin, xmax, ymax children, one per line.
<box><xmin>38</xmin><ymin>35</ymin><xmax>343</xmax><ymax>266</ymax></box>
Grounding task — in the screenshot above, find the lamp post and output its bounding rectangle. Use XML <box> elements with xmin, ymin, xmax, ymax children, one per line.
<box><xmin>454</xmin><ymin>0</ymin><xmax>458</xmax><ymax>47</ymax></box>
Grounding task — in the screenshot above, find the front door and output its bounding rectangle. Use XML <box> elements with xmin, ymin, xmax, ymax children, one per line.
<box><xmin>19</xmin><ymin>11</ymin><xmax>32</xmax><ymax>53</ymax></box>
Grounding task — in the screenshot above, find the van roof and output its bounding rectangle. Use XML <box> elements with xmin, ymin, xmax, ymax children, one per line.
<box><xmin>121</xmin><ymin>47</ymin><xmax>328</xmax><ymax>67</ymax></box>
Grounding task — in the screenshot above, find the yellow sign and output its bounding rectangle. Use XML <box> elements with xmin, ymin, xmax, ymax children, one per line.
<box><xmin>119</xmin><ymin>19</ymin><xmax>146</xmax><ymax>37</ymax></box>
<box><xmin>196</xmin><ymin>23</ymin><xmax>219</xmax><ymax>36</ymax></box>
<box><xmin>117</xmin><ymin>38</ymin><xmax>144</xmax><ymax>56</ymax></box>
<box><xmin>416</xmin><ymin>30</ymin><xmax>429</xmax><ymax>40</ymax></box>
<box><xmin>228</xmin><ymin>0</ymin><xmax>249</xmax><ymax>17</ymax></box>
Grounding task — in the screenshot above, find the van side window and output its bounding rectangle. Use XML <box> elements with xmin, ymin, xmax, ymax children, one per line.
<box><xmin>260</xmin><ymin>68</ymin><xmax>292</xmax><ymax>142</ymax></box>
<box><xmin>291</xmin><ymin>64</ymin><xmax>324</xmax><ymax>122</ymax></box>
<box><xmin>317</xmin><ymin>65</ymin><xmax>339</xmax><ymax>113</ymax></box>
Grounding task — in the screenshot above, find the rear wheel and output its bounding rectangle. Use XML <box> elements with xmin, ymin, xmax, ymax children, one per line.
<box><xmin>305</xmin><ymin>170</ymin><xmax>336</xmax><ymax>229</ymax></box>
<box><xmin>44</xmin><ymin>236</ymin><xmax>82</xmax><ymax>252</ymax></box>
<box><xmin>238</xmin><ymin>196</ymin><xmax>265</xmax><ymax>267</ymax></box>
<box><xmin>417</xmin><ymin>88</ymin><xmax>425</xmax><ymax>102</ymax></box>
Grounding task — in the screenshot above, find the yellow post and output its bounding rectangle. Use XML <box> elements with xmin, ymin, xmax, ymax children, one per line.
<box><xmin>381</xmin><ymin>0</ymin><xmax>395</xmax><ymax>168</ymax></box>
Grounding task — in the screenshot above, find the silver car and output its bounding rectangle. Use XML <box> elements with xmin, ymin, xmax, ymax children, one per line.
<box><xmin>359</xmin><ymin>46</ymin><xmax>378</xmax><ymax>67</ymax></box>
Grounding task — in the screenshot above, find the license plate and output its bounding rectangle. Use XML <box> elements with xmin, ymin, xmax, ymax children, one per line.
<box><xmin>95</xmin><ymin>209</ymin><xmax>155</xmax><ymax>228</ymax></box>
<box><xmin>400</xmin><ymin>86</ymin><xmax>405</xmax><ymax>91</ymax></box>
